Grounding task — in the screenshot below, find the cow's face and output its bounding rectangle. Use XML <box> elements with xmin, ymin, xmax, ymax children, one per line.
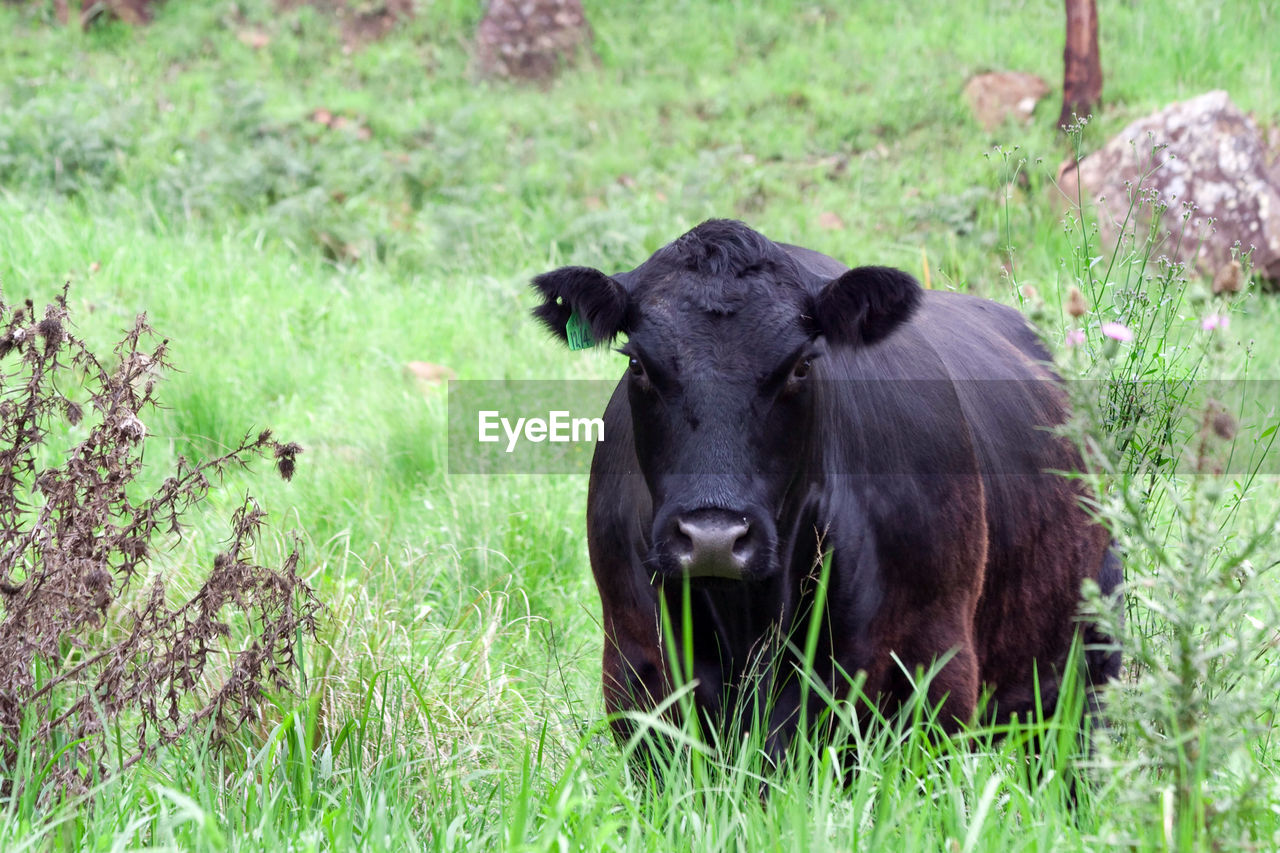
<box><xmin>532</xmin><ymin>221</ymin><xmax>921</xmax><ymax>582</ymax></box>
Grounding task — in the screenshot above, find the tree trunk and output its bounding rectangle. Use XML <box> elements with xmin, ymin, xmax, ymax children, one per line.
<box><xmin>474</xmin><ymin>0</ymin><xmax>594</xmax><ymax>82</ymax></box>
<box><xmin>1059</xmin><ymin>0</ymin><xmax>1102</xmax><ymax>129</ymax></box>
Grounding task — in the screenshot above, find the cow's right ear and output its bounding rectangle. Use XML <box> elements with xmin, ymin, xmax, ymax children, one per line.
<box><xmin>531</xmin><ymin>266</ymin><xmax>629</xmax><ymax>347</ymax></box>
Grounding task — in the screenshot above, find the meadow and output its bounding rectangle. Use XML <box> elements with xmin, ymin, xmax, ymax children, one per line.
<box><xmin>1</xmin><ymin>0</ymin><xmax>1279</xmax><ymax>849</ymax></box>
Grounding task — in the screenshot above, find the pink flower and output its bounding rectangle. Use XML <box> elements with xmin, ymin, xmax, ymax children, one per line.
<box><xmin>1101</xmin><ymin>322</ymin><xmax>1133</xmax><ymax>342</ymax></box>
<box><xmin>1202</xmin><ymin>313</ymin><xmax>1229</xmax><ymax>332</ymax></box>
<box><xmin>1065</xmin><ymin>328</ymin><xmax>1086</xmax><ymax>348</ymax></box>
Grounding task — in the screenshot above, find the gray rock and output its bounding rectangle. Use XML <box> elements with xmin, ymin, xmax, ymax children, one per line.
<box><xmin>1058</xmin><ymin>90</ymin><xmax>1280</xmax><ymax>282</ymax></box>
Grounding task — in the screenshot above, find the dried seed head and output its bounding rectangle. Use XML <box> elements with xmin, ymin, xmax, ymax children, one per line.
<box><xmin>274</xmin><ymin>442</ymin><xmax>302</xmax><ymax>481</ymax></box>
<box><xmin>1066</xmin><ymin>286</ymin><xmax>1088</xmax><ymax>318</ymax></box>
<box><xmin>66</xmin><ymin>400</ymin><xmax>83</xmax><ymax>426</ymax></box>
<box><xmin>84</xmin><ymin>568</ymin><xmax>114</xmax><ymax>613</ymax></box>
<box><xmin>33</xmin><ymin>469</ymin><xmax>59</xmax><ymax>493</ymax></box>
<box><xmin>1211</xmin><ymin>410</ymin><xmax>1238</xmax><ymax>441</ymax></box>
<box><xmin>112</xmin><ymin>411</ymin><xmax>147</xmax><ymax>441</ymax></box>
<box><xmin>37</xmin><ymin>316</ymin><xmax>63</xmax><ymax>342</ymax></box>
<box><xmin>120</xmin><ymin>537</ymin><xmax>148</xmax><ymax>560</ymax></box>
<box><xmin>1212</xmin><ymin>260</ymin><xmax>1242</xmax><ymax>296</ymax></box>
<box><xmin>42</xmin><ymin>329</ymin><xmax>63</xmax><ymax>358</ymax></box>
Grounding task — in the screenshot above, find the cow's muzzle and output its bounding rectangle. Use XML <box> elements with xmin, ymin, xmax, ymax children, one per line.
<box><xmin>666</xmin><ymin>508</ymin><xmax>760</xmax><ymax>580</ymax></box>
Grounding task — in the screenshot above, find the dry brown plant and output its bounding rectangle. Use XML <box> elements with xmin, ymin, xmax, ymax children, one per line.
<box><xmin>0</xmin><ymin>286</ymin><xmax>319</xmax><ymax>796</ymax></box>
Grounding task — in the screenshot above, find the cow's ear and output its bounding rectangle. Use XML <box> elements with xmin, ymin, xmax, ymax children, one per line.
<box><xmin>530</xmin><ymin>266</ymin><xmax>629</xmax><ymax>347</ymax></box>
<box><xmin>811</xmin><ymin>266</ymin><xmax>922</xmax><ymax>347</ymax></box>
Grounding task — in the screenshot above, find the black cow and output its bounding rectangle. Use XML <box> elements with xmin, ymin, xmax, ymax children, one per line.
<box><xmin>531</xmin><ymin>219</ymin><xmax>1120</xmax><ymax>760</ymax></box>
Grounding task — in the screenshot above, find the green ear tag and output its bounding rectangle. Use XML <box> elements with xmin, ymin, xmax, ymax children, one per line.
<box><xmin>565</xmin><ymin>310</ymin><xmax>595</xmax><ymax>351</ymax></box>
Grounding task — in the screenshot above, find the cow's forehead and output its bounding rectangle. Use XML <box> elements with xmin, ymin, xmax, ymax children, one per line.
<box><xmin>627</xmin><ymin>269</ymin><xmax>809</xmax><ymax>370</ymax></box>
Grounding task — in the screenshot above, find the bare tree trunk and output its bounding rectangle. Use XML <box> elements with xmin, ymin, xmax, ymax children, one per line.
<box><xmin>1059</xmin><ymin>0</ymin><xmax>1102</xmax><ymax>129</ymax></box>
<box><xmin>474</xmin><ymin>0</ymin><xmax>594</xmax><ymax>83</ymax></box>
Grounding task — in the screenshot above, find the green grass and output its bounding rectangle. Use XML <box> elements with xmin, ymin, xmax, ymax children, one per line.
<box><xmin>2</xmin><ymin>0</ymin><xmax>1279</xmax><ymax>849</ymax></box>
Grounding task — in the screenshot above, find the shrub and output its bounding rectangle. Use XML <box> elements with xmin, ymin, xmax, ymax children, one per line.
<box><xmin>0</xmin><ymin>287</ymin><xmax>319</xmax><ymax>797</ymax></box>
<box><xmin>1031</xmin><ymin>122</ymin><xmax>1280</xmax><ymax>848</ymax></box>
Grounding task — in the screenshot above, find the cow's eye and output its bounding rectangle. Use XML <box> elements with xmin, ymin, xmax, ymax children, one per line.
<box><xmin>782</xmin><ymin>355</ymin><xmax>816</xmax><ymax>396</ymax></box>
<box><xmin>628</xmin><ymin>356</ymin><xmax>649</xmax><ymax>382</ymax></box>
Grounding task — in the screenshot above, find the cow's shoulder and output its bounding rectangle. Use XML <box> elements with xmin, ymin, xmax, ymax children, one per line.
<box><xmin>913</xmin><ymin>290</ymin><xmax>1054</xmax><ymax>376</ymax></box>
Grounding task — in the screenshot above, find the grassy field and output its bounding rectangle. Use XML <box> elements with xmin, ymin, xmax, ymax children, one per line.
<box><xmin>2</xmin><ymin>0</ymin><xmax>1279</xmax><ymax>849</ymax></box>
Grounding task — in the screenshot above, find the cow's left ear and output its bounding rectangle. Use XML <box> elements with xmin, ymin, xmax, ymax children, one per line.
<box><xmin>810</xmin><ymin>266</ymin><xmax>922</xmax><ymax>347</ymax></box>
<box><xmin>530</xmin><ymin>266</ymin><xmax>630</xmax><ymax>347</ymax></box>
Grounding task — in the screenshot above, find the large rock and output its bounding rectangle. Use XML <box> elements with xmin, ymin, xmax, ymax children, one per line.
<box><xmin>1059</xmin><ymin>91</ymin><xmax>1280</xmax><ymax>282</ymax></box>
<box><xmin>474</xmin><ymin>0</ymin><xmax>594</xmax><ymax>82</ymax></box>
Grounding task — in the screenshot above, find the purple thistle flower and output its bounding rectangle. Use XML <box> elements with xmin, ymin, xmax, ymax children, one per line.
<box><xmin>1101</xmin><ymin>322</ymin><xmax>1133</xmax><ymax>342</ymax></box>
<box><xmin>1201</xmin><ymin>313</ymin><xmax>1229</xmax><ymax>332</ymax></box>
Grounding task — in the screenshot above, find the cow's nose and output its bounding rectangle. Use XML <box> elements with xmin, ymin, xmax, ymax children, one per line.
<box><xmin>672</xmin><ymin>511</ymin><xmax>755</xmax><ymax>579</ymax></box>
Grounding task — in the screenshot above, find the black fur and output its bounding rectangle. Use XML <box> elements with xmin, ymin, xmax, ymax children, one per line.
<box><xmin>1086</xmin><ymin>547</ymin><xmax>1125</xmax><ymax>688</ymax></box>
<box><xmin>649</xmin><ymin>218</ymin><xmax>798</xmax><ymax>279</ymax></box>
<box><xmin>526</xmin><ymin>221</ymin><xmax>1119</xmax><ymax>769</ymax></box>
<box><xmin>811</xmin><ymin>266</ymin><xmax>923</xmax><ymax>347</ymax></box>
<box><xmin>531</xmin><ymin>266</ymin><xmax>629</xmax><ymax>346</ymax></box>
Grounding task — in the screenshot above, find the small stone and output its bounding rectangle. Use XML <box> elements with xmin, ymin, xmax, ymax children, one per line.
<box><xmin>406</xmin><ymin>361</ymin><xmax>457</xmax><ymax>388</ymax></box>
<box><xmin>962</xmin><ymin>71</ymin><xmax>1050</xmax><ymax>132</ymax></box>
<box><xmin>816</xmin><ymin>212</ymin><xmax>846</xmax><ymax>231</ymax></box>
<box><xmin>237</xmin><ymin>29</ymin><xmax>271</xmax><ymax>49</ymax></box>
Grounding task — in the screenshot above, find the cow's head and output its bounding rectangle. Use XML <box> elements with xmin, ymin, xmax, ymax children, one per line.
<box><xmin>532</xmin><ymin>220</ymin><xmax>921</xmax><ymax>582</ymax></box>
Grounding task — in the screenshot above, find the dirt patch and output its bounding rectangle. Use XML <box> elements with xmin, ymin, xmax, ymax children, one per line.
<box><xmin>42</xmin><ymin>0</ymin><xmax>160</xmax><ymax>28</ymax></box>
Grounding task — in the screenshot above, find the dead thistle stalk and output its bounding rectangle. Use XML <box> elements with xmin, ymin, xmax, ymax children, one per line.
<box><xmin>0</xmin><ymin>286</ymin><xmax>320</xmax><ymax>796</ymax></box>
